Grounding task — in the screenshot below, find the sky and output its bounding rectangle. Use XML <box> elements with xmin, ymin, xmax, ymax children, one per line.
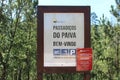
<box><xmin>38</xmin><ymin>0</ymin><xmax>116</xmax><ymax>21</ymax></box>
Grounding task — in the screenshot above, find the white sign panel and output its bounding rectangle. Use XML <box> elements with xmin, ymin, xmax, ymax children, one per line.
<box><xmin>44</xmin><ymin>13</ymin><xmax>84</xmax><ymax>67</ymax></box>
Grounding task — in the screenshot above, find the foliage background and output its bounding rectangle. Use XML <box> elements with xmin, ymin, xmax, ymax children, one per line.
<box><xmin>0</xmin><ymin>0</ymin><xmax>120</xmax><ymax>80</ymax></box>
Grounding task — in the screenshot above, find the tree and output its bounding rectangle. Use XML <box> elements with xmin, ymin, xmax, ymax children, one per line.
<box><xmin>0</xmin><ymin>0</ymin><xmax>37</xmax><ymax>80</ymax></box>
<box><xmin>110</xmin><ymin>0</ymin><xmax>120</xmax><ymax>22</ymax></box>
<box><xmin>91</xmin><ymin>14</ymin><xmax>120</xmax><ymax>80</ymax></box>
<box><xmin>110</xmin><ymin>0</ymin><xmax>120</xmax><ymax>79</ymax></box>
<box><xmin>91</xmin><ymin>12</ymin><xmax>99</xmax><ymax>25</ymax></box>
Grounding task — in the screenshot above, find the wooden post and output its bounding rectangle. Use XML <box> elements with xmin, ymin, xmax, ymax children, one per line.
<box><xmin>84</xmin><ymin>72</ymin><xmax>91</xmax><ymax>80</ymax></box>
<box><xmin>38</xmin><ymin>73</ymin><xmax>43</xmax><ymax>80</ymax></box>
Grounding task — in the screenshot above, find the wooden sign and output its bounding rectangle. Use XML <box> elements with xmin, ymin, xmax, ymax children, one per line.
<box><xmin>37</xmin><ymin>6</ymin><xmax>90</xmax><ymax>73</ymax></box>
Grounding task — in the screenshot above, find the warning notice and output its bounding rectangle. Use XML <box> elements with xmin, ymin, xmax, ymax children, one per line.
<box><xmin>76</xmin><ymin>48</ymin><xmax>92</xmax><ymax>71</ymax></box>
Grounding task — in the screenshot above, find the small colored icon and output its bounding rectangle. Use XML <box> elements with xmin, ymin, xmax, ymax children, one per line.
<box><xmin>53</xmin><ymin>49</ymin><xmax>61</xmax><ymax>55</ymax></box>
<box><xmin>61</xmin><ymin>49</ymin><xmax>68</xmax><ymax>55</ymax></box>
<box><xmin>69</xmin><ymin>49</ymin><xmax>76</xmax><ymax>55</ymax></box>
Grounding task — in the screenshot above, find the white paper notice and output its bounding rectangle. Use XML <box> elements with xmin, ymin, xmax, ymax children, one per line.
<box><xmin>44</xmin><ymin>13</ymin><xmax>84</xmax><ymax>67</ymax></box>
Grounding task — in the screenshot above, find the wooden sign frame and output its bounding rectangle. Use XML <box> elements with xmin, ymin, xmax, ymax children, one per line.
<box><xmin>37</xmin><ymin>6</ymin><xmax>90</xmax><ymax>74</ymax></box>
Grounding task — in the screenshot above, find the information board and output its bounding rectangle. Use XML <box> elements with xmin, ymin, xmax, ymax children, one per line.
<box><xmin>37</xmin><ymin>6</ymin><xmax>90</xmax><ymax>73</ymax></box>
<box><xmin>44</xmin><ymin>13</ymin><xmax>84</xmax><ymax>67</ymax></box>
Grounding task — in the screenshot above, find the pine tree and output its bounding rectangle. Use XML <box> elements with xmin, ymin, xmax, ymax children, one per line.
<box><xmin>110</xmin><ymin>0</ymin><xmax>120</xmax><ymax>22</ymax></box>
